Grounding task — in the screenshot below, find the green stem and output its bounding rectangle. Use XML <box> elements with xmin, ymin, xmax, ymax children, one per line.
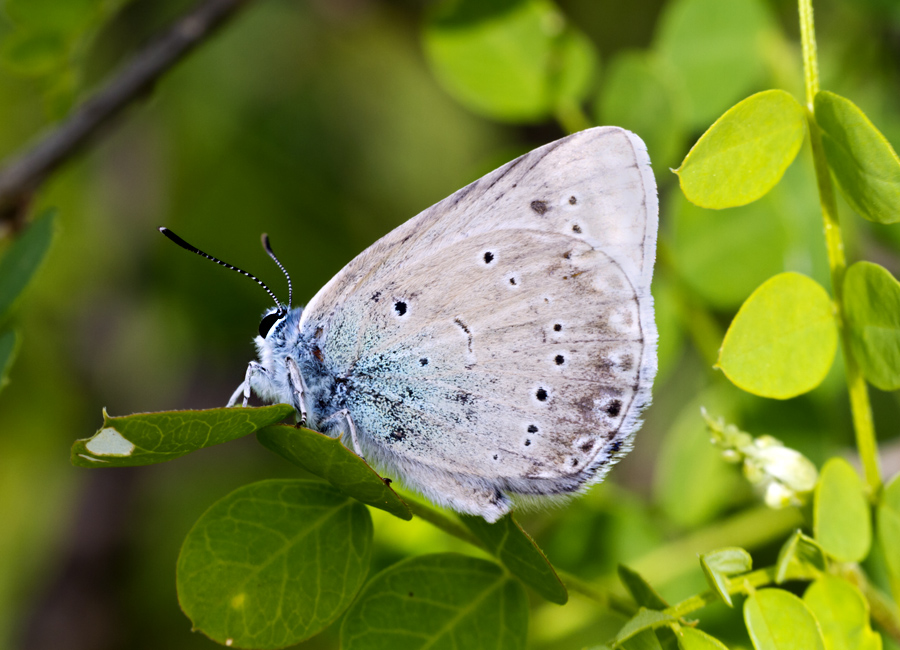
<box><xmin>798</xmin><ymin>0</ymin><xmax>882</xmax><ymax>498</ymax></box>
<box><xmin>667</xmin><ymin>567</ymin><xmax>780</xmax><ymax>618</ymax></box>
<box><xmin>555</xmin><ymin>102</ymin><xmax>593</xmax><ymax>135</ymax></box>
<box><xmin>557</xmin><ymin>569</ymin><xmax>637</xmax><ymax>617</ymax></box>
<box><xmin>403</xmin><ymin>497</ymin><xmax>487</xmax><ymax>550</ymax></box>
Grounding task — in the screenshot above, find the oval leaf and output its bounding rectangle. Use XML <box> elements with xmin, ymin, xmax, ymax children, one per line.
<box><xmin>700</xmin><ymin>547</ymin><xmax>752</xmax><ymax>607</ymax></box>
<box><xmin>177</xmin><ymin>479</ymin><xmax>372</xmax><ymax>649</ymax></box>
<box><xmin>677</xmin><ymin>627</ymin><xmax>730</xmax><ymax>650</ymax></box>
<box><xmin>423</xmin><ymin>0</ymin><xmax>597</xmax><ymax>123</ymax></box>
<box><xmin>744</xmin><ymin>588</ymin><xmax>825</xmax><ymax>650</ymax></box>
<box><xmin>341</xmin><ymin>553</ymin><xmax>528</xmax><ymax>650</ymax></box>
<box><xmin>717</xmin><ymin>273</ymin><xmax>838</xmax><ymax>398</ymax></box>
<box><xmin>72</xmin><ymin>405</ymin><xmax>294</xmax><ymax>467</ymax></box>
<box><xmin>814</xmin><ymin>457</ymin><xmax>872</xmax><ymax>563</ymax></box>
<box><xmin>843</xmin><ymin>261</ymin><xmax>900</xmax><ymax>390</ymax></box>
<box><xmin>257</xmin><ymin>424</ymin><xmax>411</xmax><ymax>520</ymax></box>
<box><xmin>815</xmin><ymin>91</ymin><xmax>900</xmax><ymax>224</ymax></box>
<box><xmin>461</xmin><ymin>513</ymin><xmax>567</xmax><ymax>604</ymax></box>
<box><xmin>677</xmin><ymin>90</ymin><xmax>806</xmax><ymax>209</ymax></box>
<box><xmin>803</xmin><ymin>576</ymin><xmax>882</xmax><ymax>650</ymax></box>
<box><xmin>0</xmin><ymin>208</ymin><xmax>56</xmax><ymax>322</ymax></box>
<box><xmin>877</xmin><ymin>473</ymin><xmax>900</xmax><ymax>600</ymax></box>
<box><xmin>774</xmin><ymin>529</ymin><xmax>825</xmax><ymax>583</ymax></box>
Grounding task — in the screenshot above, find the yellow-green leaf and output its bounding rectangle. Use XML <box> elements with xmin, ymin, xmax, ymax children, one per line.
<box><xmin>843</xmin><ymin>261</ymin><xmax>900</xmax><ymax>390</ymax></box>
<box><xmin>744</xmin><ymin>588</ymin><xmax>825</xmax><ymax>650</ymax></box>
<box><xmin>803</xmin><ymin>576</ymin><xmax>882</xmax><ymax>650</ymax></box>
<box><xmin>677</xmin><ymin>90</ymin><xmax>806</xmax><ymax>209</ymax></box>
<box><xmin>717</xmin><ymin>273</ymin><xmax>838</xmax><ymax>399</ymax></box>
<box><xmin>814</xmin><ymin>458</ymin><xmax>872</xmax><ymax>563</ymax></box>
<box><xmin>815</xmin><ymin>91</ymin><xmax>900</xmax><ymax>224</ymax></box>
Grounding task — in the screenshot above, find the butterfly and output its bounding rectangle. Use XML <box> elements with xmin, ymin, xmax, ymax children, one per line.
<box><xmin>161</xmin><ymin>126</ymin><xmax>658</xmax><ymax>522</ymax></box>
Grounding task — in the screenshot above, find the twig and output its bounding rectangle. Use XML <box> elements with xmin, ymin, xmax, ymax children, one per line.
<box><xmin>0</xmin><ymin>0</ymin><xmax>255</xmax><ymax>231</ymax></box>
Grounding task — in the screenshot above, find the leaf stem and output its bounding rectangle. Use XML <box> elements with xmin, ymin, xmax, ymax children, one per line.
<box><xmin>666</xmin><ymin>567</ymin><xmax>779</xmax><ymax>618</ymax></box>
<box><xmin>798</xmin><ymin>0</ymin><xmax>882</xmax><ymax>498</ymax></box>
<box><xmin>402</xmin><ymin>497</ymin><xmax>488</xmax><ymax>550</ymax></box>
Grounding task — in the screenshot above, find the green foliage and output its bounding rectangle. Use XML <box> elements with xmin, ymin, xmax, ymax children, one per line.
<box><xmin>177</xmin><ymin>479</ymin><xmax>373</xmax><ymax>649</ymax></box>
<box><xmin>699</xmin><ymin>547</ymin><xmax>752</xmax><ymax>607</ymax></box>
<box><xmin>716</xmin><ymin>272</ymin><xmax>838</xmax><ymax>399</ymax></box>
<box><xmin>461</xmin><ymin>514</ymin><xmax>568</xmax><ymax>604</ymax></box>
<box><xmin>813</xmin><ymin>458</ymin><xmax>871</xmax><ymax>563</ymax></box>
<box><xmin>256</xmin><ymin>424</ymin><xmax>412</xmax><ymax>520</ymax></box>
<box><xmin>744</xmin><ymin>588</ymin><xmax>825</xmax><ymax>650</ymax></box>
<box><xmin>774</xmin><ymin>530</ymin><xmax>825</xmax><ymax>583</ymax></box>
<box><xmin>814</xmin><ymin>91</ymin><xmax>900</xmax><ymax>224</ymax></box>
<box><xmin>617</xmin><ymin>565</ymin><xmax>668</xmax><ymax>610</ymax></box>
<box><xmin>71</xmin><ymin>405</ymin><xmax>294</xmax><ymax>467</ymax></box>
<box><xmin>676</xmin><ymin>90</ymin><xmax>805</xmax><ymax>209</ymax></box>
<box><xmin>0</xmin><ymin>208</ymin><xmax>56</xmax><ymax>323</ymax></box>
<box><xmin>802</xmin><ymin>576</ymin><xmax>882</xmax><ymax>650</ymax></box>
<box><xmin>340</xmin><ymin>553</ymin><xmax>528</xmax><ymax>650</ymax></box>
<box><xmin>843</xmin><ymin>261</ymin><xmax>900</xmax><ymax>391</ymax></box>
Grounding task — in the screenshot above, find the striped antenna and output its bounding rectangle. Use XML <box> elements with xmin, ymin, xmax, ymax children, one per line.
<box><xmin>262</xmin><ymin>233</ymin><xmax>292</xmax><ymax>311</ymax></box>
<box><xmin>159</xmin><ymin>227</ymin><xmax>284</xmax><ymax>312</ymax></box>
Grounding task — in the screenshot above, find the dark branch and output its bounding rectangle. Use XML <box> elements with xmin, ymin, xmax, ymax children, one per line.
<box><xmin>0</xmin><ymin>0</ymin><xmax>255</xmax><ymax>230</ymax></box>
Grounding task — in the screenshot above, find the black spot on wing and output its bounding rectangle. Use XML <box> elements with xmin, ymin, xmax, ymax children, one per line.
<box><xmin>530</xmin><ymin>200</ymin><xmax>550</xmax><ymax>215</ymax></box>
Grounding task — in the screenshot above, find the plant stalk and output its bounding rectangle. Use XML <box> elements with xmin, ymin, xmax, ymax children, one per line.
<box><xmin>798</xmin><ymin>0</ymin><xmax>882</xmax><ymax>498</ymax></box>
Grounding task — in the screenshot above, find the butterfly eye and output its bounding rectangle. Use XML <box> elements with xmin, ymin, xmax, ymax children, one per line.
<box><xmin>259</xmin><ymin>309</ymin><xmax>284</xmax><ymax>338</ymax></box>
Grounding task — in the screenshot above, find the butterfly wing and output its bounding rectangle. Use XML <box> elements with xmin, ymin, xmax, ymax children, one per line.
<box><xmin>301</xmin><ymin>127</ymin><xmax>658</xmax><ymax>520</ymax></box>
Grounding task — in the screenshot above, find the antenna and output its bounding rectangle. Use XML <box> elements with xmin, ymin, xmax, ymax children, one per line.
<box><xmin>158</xmin><ymin>227</ymin><xmax>284</xmax><ymax>312</ymax></box>
<box><xmin>261</xmin><ymin>233</ymin><xmax>292</xmax><ymax>310</ymax></box>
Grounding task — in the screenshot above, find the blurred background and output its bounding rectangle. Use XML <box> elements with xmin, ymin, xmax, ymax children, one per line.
<box><xmin>1</xmin><ymin>0</ymin><xmax>899</xmax><ymax>648</ymax></box>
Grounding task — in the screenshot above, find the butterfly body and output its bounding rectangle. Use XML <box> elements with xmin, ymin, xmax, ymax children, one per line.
<box><xmin>188</xmin><ymin>126</ymin><xmax>657</xmax><ymax>522</ymax></box>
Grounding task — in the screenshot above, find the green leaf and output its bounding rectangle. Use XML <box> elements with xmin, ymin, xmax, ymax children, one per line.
<box><xmin>597</xmin><ymin>51</ymin><xmax>686</xmax><ymax>171</ymax></box>
<box><xmin>843</xmin><ymin>262</ymin><xmax>900</xmax><ymax>390</ymax></box>
<box><xmin>677</xmin><ymin>90</ymin><xmax>806</xmax><ymax>209</ymax></box>
<box><xmin>256</xmin><ymin>424</ymin><xmax>411</xmax><ymax>520</ymax></box>
<box><xmin>0</xmin><ymin>208</ymin><xmax>57</xmax><ymax>323</ymax></box>
<box><xmin>877</xmin><ymin>473</ymin><xmax>900</xmax><ymax>600</ymax></box>
<box><xmin>717</xmin><ymin>272</ymin><xmax>838</xmax><ymax>399</ymax></box>
<box><xmin>622</xmin><ymin>630</ymin><xmax>664</xmax><ymax>650</ymax></box>
<box><xmin>341</xmin><ymin>553</ymin><xmax>528</xmax><ymax>650</ymax></box>
<box><xmin>461</xmin><ymin>513</ymin><xmax>567</xmax><ymax>604</ymax></box>
<box><xmin>655</xmin><ymin>0</ymin><xmax>772</xmax><ymax>128</ymax></box>
<box><xmin>699</xmin><ymin>547</ymin><xmax>752</xmax><ymax>607</ymax></box>
<box><xmin>814</xmin><ymin>457</ymin><xmax>872</xmax><ymax>563</ymax></box>
<box><xmin>0</xmin><ymin>30</ymin><xmax>68</xmax><ymax>76</ymax></box>
<box><xmin>422</xmin><ymin>0</ymin><xmax>597</xmax><ymax>123</ymax></box>
<box><xmin>814</xmin><ymin>91</ymin><xmax>900</xmax><ymax>224</ymax></box>
<box><xmin>774</xmin><ymin>529</ymin><xmax>826</xmax><ymax>584</ymax></box>
<box><xmin>803</xmin><ymin>576</ymin><xmax>882</xmax><ymax>650</ymax></box>
<box><xmin>618</xmin><ymin>565</ymin><xmax>669</xmax><ymax>610</ymax></box>
<box><xmin>71</xmin><ymin>405</ymin><xmax>294</xmax><ymax>467</ymax></box>
<box><xmin>676</xmin><ymin>627</ymin><xmax>730</xmax><ymax>650</ymax></box>
<box><xmin>744</xmin><ymin>588</ymin><xmax>826</xmax><ymax>650</ymax></box>
<box><xmin>177</xmin><ymin>479</ymin><xmax>372</xmax><ymax>649</ymax></box>
<box><xmin>613</xmin><ymin>609</ymin><xmax>678</xmax><ymax>647</ymax></box>
<box><xmin>0</xmin><ymin>329</ymin><xmax>20</xmax><ymax>394</ymax></box>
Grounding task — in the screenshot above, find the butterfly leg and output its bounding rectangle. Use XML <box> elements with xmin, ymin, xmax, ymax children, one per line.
<box><xmin>284</xmin><ymin>357</ymin><xmax>309</xmax><ymax>426</ymax></box>
<box><xmin>318</xmin><ymin>408</ymin><xmax>363</xmax><ymax>457</ymax></box>
<box><xmin>227</xmin><ymin>361</ymin><xmax>266</xmax><ymax>407</ymax></box>
<box><xmin>341</xmin><ymin>409</ymin><xmax>362</xmax><ymax>457</ymax></box>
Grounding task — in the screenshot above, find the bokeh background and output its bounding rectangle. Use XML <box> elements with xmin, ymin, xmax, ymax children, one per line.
<box><xmin>1</xmin><ymin>0</ymin><xmax>899</xmax><ymax>648</ymax></box>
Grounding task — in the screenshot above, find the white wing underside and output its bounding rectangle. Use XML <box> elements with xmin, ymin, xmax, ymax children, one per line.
<box><xmin>300</xmin><ymin>127</ymin><xmax>658</xmax><ymax>520</ymax></box>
